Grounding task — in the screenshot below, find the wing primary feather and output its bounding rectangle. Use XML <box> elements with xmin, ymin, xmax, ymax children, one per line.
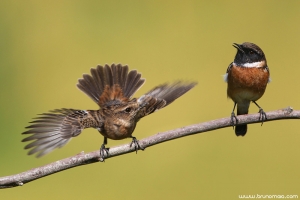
<box><xmin>144</xmin><ymin>81</ymin><xmax>197</xmax><ymax>106</ymax></box>
<box><xmin>22</xmin><ymin>109</ymin><xmax>102</xmax><ymax>157</ymax></box>
<box><xmin>137</xmin><ymin>81</ymin><xmax>197</xmax><ymax>117</ymax></box>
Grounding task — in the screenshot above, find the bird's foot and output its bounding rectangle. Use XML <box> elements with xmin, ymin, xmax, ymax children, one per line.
<box><xmin>258</xmin><ymin>108</ymin><xmax>267</xmax><ymax>126</ymax></box>
<box><xmin>230</xmin><ymin>112</ymin><xmax>238</xmax><ymax>128</ymax></box>
<box><xmin>99</xmin><ymin>144</ymin><xmax>109</xmax><ymax>162</ymax></box>
<box><xmin>130</xmin><ymin>137</ymin><xmax>144</xmax><ymax>153</ymax></box>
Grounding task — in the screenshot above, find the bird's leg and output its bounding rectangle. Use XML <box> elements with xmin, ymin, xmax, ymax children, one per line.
<box><xmin>230</xmin><ymin>102</ymin><xmax>238</xmax><ymax>128</ymax></box>
<box><xmin>99</xmin><ymin>137</ymin><xmax>109</xmax><ymax>162</ymax></box>
<box><xmin>130</xmin><ymin>136</ymin><xmax>144</xmax><ymax>153</ymax></box>
<box><xmin>252</xmin><ymin>101</ymin><xmax>267</xmax><ymax>125</ymax></box>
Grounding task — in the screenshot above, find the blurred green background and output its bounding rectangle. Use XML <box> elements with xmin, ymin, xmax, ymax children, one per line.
<box><xmin>1</xmin><ymin>0</ymin><xmax>300</xmax><ymax>199</ymax></box>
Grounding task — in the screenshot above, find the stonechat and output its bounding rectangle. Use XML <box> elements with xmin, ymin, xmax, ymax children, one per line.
<box><xmin>22</xmin><ymin>64</ymin><xmax>197</xmax><ymax>160</ymax></box>
<box><xmin>224</xmin><ymin>42</ymin><xmax>270</xmax><ymax>136</ymax></box>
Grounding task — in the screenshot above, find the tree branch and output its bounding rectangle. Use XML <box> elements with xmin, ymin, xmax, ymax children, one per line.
<box><xmin>1</xmin><ymin>106</ymin><xmax>298</xmax><ymax>189</ymax></box>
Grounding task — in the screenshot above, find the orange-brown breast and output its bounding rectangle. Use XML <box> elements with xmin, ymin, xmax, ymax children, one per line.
<box><xmin>100</xmin><ymin>118</ymin><xmax>136</xmax><ymax>140</ymax></box>
<box><xmin>227</xmin><ymin>65</ymin><xmax>269</xmax><ymax>103</ymax></box>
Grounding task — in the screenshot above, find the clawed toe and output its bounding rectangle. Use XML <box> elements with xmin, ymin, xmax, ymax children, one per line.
<box><xmin>258</xmin><ymin>108</ymin><xmax>267</xmax><ymax>126</ymax></box>
<box><xmin>230</xmin><ymin>112</ymin><xmax>238</xmax><ymax>128</ymax></box>
<box><xmin>99</xmin><ymin>144</ymin><xmax>109</xmax><ymax>162</ymax></box>
<box><xmin>130</xmin><ymin>137</ymin><xmax>144</xmax><ymax>153</ymax></box>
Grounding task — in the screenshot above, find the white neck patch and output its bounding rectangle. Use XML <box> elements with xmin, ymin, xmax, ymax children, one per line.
<box><xmin>223</xmin><ymin>73</ymin><xmax>228</xmax><ymax>82</ymax></box>
<box><xmin>233</xmin><ymin>61</ymin><xmax>263</xmax><ymax>68</ymax></box>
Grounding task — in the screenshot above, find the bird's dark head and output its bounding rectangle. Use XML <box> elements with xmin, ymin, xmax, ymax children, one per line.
<box><xmin>233</xmin><ymin>42</ymin><xmax>267</xmax><ymax>67</ymax></box>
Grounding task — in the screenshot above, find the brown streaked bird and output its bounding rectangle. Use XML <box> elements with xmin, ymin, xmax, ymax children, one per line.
<box><xmin>224</xmin><ymin>42</ymin><xmax>270</xmax><ymax>136</ymax></box>
<box><xmin>22</xmin><ymin>64</ymin><xmax>197</xmax><ymax>160</ymax></box>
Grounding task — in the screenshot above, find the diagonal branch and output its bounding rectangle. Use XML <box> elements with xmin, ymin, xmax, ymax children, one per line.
<box><xmin>0</xmin><ymin>106</ymin><xmax>299</xmax><ymax>189</ymax></box>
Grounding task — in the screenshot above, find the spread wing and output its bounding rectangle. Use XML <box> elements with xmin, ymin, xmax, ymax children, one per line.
<box><xmin>77</xmin><ymin>64</ymin><xmax>145</xmax><ymax>107</ymax></box>
<box><xmin>137</xmin><ymin>81</ymin><xmax>197</xmax><ymax>117</ymax></box>
<box><xmin>22</xmin><ymin>109</ymin><xmax>102</xmax><ymax>157</ymax></box>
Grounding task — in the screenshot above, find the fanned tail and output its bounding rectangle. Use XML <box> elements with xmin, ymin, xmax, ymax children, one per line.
<box><xmin>77</xmin><ymin>64</ymin><xmax>145</xmax><ymax>106</ymax></box>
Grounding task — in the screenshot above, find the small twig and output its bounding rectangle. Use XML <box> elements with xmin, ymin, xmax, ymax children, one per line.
<box><xmin>0</xmin><ymin>107</ymin><xmax>298</xmax><ymax>189</ymax></box>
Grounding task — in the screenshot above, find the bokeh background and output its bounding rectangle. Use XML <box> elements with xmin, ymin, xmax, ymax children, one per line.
<box><xmin>1</xmin><ymin>0</ymin><xmax>300</xmax><ymax>199</ymax></box>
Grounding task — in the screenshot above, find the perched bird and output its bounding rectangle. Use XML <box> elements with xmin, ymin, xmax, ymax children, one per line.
<box><xmin>224</xmin><ymin>42</ymin><xmax>270</xmax><ymax>136</ymax></box>
<box><xmin>22</xmin><ymin>64</ymin><xmax>197</xmax><ymax>160</ymax></box>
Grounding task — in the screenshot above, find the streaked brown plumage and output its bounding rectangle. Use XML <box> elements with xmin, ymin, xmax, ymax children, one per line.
<box><xmin>22</xmin><ymin>64</ymin><xmax>197</xmax><ymax>160</ymax></box>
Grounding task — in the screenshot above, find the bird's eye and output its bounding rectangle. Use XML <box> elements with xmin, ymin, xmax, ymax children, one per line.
<box><xmin>249</xmin><ymin>50</ymin><xmax>254</xmax><ymax>54</ymax></box>
<box><xmin>125</xmin><ymin>107</ymin><xmax>131</xmax><ymax>113</ymax></box>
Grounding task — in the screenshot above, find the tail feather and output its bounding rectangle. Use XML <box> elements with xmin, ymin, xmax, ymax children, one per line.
<box><xmin>90</xmin><ymin>65</ymin><xmax>105</xmax><ymax>92</ymax></box>
<box><xmin>125</xmin><ymin>70</ymin><xmax>144</xmax><ymax>98</ymax></box>
<box><xmin>235</xmin><ymin>125</ymin><xmax>247</xmax><ymax>136</ymax></box>
<box><xmin>77</xmin><ymin>64</ymin><xmax>145</xmax><ymax>106</ymax></box>
<box><xmin>235</xmin><ymin>102</ymin><xmax>250</xmax><ymax>136</ymax></box>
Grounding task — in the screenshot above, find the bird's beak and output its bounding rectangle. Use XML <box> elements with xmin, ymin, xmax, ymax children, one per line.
<box><xmin>233</xmin><ymin>43</ymin><xmax>244</xmax><ymax>53</ymax></box>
